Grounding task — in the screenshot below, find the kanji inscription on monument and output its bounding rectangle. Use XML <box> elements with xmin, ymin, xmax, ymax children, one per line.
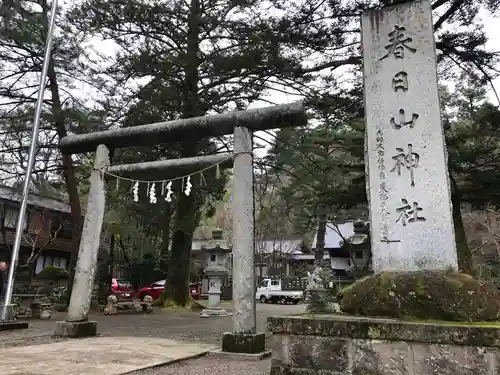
<box><xmin>390</xmin><ymin>109</ymin><xmax>419</xmax><ymax>129</ymax></box>
<box><xmin>362</xmin><ymin>0</ymin><xmax>458</xmax><ymax>272</ymax></box>
<box><xmin>393</xmin><ymin>71</ymin><xmax>408</xmax><ymax>92</ymax></box>
<box><xmin>390</xmin><ymin>144</ymin><xmax>419</xmax><ymax>186</ymax></box>
<box><xmin>379</xmin><ymin>25</ymin><xmax>417</xmax><ymax>60</ymax></box>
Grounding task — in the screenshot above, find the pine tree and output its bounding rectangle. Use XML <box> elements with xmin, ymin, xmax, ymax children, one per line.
<box><xmin>69</xmin><ymin>0</ymin><xmax>314</xmax><ymax>305</ymax></box>
<box><xmin>0</xmin><ymin>0</ymin><xmax>108</xmax><ymax>297</ymax></box>
<box><xmin>266</xmin><ymin>92</ymin><xmax>366</xmax><ymax>268</ymax></box>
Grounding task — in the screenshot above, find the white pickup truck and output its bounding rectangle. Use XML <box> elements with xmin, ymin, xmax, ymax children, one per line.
<box><xmin>256</xmin><ymin>278</ymin><xmax>304</xmax><ymax>305</ymax></box>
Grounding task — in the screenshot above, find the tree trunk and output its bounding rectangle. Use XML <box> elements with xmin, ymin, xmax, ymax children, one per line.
<box><xmin>315</xmin><ymin>206</ymin><xmax>328</xmax><ymax>267</ymax></box>
<box><xmin>109</xmin><ymin>233</ymin><xmax>114</xmax><ymax>279</ymax></box>
<box><xmin>0</xmin><ymin>202</ymin><xmax>12</xmax><ymax>260</ymax></box>
<box><xmin>159</xmin><ymin>202</ymin><xmax>172</xmax><ymax>276</ymax></box>
<box><xmin>95</xmin><ymin>234</ymin><xmax>112</xmax><ymax>305</ymax></box>
<box><xmin>165</xmin><ymin>0</ymin><xmax>201</xmax><ymax>306</ymax></box>
<box><xmin>160</xmin><ymin>202</ymin><xmax>172</xmax><ymax>258</ymax></box>
<box><xmin>165</xmin><ymin>191</ymin><xmax>198</xmax><ymax>305</ymax></box>
<box><xmin>451</xmin><ymin>192</ymin><xmax>473</xmax><ymax>274</ymax></box>
<box><xmin>44</xmin><ymin>8</ymin><xmax>83</xmax><ymax>300</ymax></box>
<box><xmin>449</xmin><ymin>175</ymin><xmax>473</xmax><ymax>274</ymax></box>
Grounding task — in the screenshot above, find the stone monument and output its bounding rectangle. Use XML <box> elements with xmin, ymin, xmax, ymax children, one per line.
<box><xmin>200</xmin><ymin>229</ymin><xmax>232</xmax><ymax>318</ymax></box>
<box><xmin>363</xmin><ymin>0</ymin><xmax>458</xmax><ymax>273</ymax></box>
<box><xmin>267</xmin><ymin>2</ymin><xmax>500</xmax><ymax>374</ymax></box>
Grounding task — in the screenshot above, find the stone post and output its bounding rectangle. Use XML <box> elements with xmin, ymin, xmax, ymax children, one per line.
<box><xmin>362</xmin><ymin>0</ymin><xmax>458</xmax><ymax>273</ymax></box>
<box><xmin>220</xmin><ymin>126</ymin><xmax>267</xmax><ymax>356</ymax></box>
<box><xmin>55</xmin><ymin>144</ymin><xmax>109</xmax><ymax>338</ymax></box>
<box><xmin>200</xmin><ymin>274</ymin><xmax>228</xmax><ymax>318</ymax></box>
<box><xmin>207</xmin><ymin>277</ymin><xmax>222</xmax><ymax>309</ymax></box>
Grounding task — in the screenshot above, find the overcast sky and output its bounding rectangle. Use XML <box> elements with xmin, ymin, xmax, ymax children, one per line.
<box><xmin>478</xmin><ymin>8</ymin><xmax>499</xmax><ymax>105</ymax></box>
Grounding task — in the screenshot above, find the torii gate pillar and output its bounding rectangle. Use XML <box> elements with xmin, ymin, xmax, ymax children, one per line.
<box><xmin>220</xmin><ymin>126</ymin><xmax>268</xmax><ymax>356</ymax></box>
<box><xmin>55</xmin><ymin>144</ymin><xmax>110</xmax><ymax>337</ymax></box>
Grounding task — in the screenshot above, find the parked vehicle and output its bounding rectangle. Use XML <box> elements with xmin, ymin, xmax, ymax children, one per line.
<box><xmin>111</xmin><ymin>278</ymin><xmax>135</xmax><ymax>299</ymax></box>
<box><xmin>190</xmin><ymin>282</ymin><xmax>201</xmax><ymax>300</ymax></box>
<box><xmin>256</xmin><ymin>278</ymin><xmax>304</xmax><ymax>305</ymax></box>
<box><xmin>136</xmin><ymin>280</ymin><xmax>201</xmax><ymax>301</ymax></box>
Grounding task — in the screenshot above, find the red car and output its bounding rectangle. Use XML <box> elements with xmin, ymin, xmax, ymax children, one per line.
<box><xmin>111</xmin><ymin>278</ymin><xmax>135</xmax><ymax>300</ymax></box>
<box><xmin>136</xmin><ymin>280</ymin><xmax>200</xmax><ymax>301</ymax></box>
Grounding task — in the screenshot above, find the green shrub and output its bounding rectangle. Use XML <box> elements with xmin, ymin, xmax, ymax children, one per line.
<box><xmin>51</xmin><ymin>286</ymin><xmax>69</xmax><ymax>304</ymax></box>
<box><xmin>37</xmin><ymin>266</ymin><xmax>69</xmax><ymax>280</ymax></box>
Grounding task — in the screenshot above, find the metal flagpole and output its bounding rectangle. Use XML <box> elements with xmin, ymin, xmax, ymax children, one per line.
<box><xmin>1</xmin><ymin>0</ymin><xmax>58</xmax><ymax>321</ymax></box>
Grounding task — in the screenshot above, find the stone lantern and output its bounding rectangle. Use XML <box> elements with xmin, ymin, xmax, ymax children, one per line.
<box><xmin>200</xmin><ymin>229</ymin><xmax>232</xmax><ymax>318</ymax></box>
<box><xmin>340</xmin><ymin>221</ymin><xmax>371</xmax><ymax>279</ymax></box>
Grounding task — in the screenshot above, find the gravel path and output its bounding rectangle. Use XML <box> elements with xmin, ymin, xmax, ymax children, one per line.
<box><xmin>129</xmin><ymin>357</ymin><xmax>271</xmax><ymax>375</ymax></box>
<box><xmin>0</xmin><ymin>302</ymin><xmax>305</xmax><ymax>347</ymax></box>
<box><xmin>0</xmin><ymin>303</ymin><xmax>304</xmax><ymax>374</ymax></box>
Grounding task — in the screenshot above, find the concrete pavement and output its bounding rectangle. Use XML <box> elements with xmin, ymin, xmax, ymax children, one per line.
<box><xmin>0</xmin><ymin>337</ymin><xmax>216</xmax><ymax>375</ymax></box>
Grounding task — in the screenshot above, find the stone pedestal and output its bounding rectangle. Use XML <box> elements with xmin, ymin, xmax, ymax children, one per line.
<box><xmin>222</xmin><ymin>332</ymin><xmax>267</xmax><ymax>354</ymax></box>
<box><xmin>0</xmin><ymin>303</ymin><xmax>17</xmax><ymax>322</ymax></box>
<box><xmin>0</xmin><ymin>304</ymin><xmax>28</xmax><ymax>331</ymax></box>
<box><xmin>267</xmin><ymin>314</ymin><xmax>500</xmax><ymax>375</ymax></box>
<box><xmin>200</xmin><ymin>276</ymin><xmax>229</xmax><ymax>318</ymax></box>
<box><xmin>54</xmin><ymin>320</ymin><xmax>97</xmax><ymax>338</ymax></box>
<box><xmin>208</xmin><ymin>277</ymin><xmax>222</xmax><ymax>308</ymax></box>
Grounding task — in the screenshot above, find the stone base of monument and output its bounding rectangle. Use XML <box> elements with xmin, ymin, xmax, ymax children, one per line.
<box><xmin>54</xmin><ymin>320</ymin><xmax>97</xmax><ymax>338</ymax></box>
<box><xmin>267</xmin><ymin>314</ymin><xmax>500</xmax><ymax>375</ymax></box>
<box><xmin>200</xmin><ymin>307</ymin><xmax>232</xmax><ymax>318</ymax></box>
<box><xmin>338</xmin><ymin>270</ymin><xmax>500</xmax><ymax>321</ymax></box>
<box><xmin>268</xmin><ymin>270</ymin><xmax>500</xmax><ymax>375</ymax></box>
<box><xmin>218</xmin><ymin>332</ymin><xmax>270</xmax><ymax>359</ymax></box>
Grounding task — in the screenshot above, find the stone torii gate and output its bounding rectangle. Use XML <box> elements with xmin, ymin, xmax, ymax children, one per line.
<box><xmin>54</xmin><ymin>102</ymin><xmax>307</xmax><ymax>355</ymax></box>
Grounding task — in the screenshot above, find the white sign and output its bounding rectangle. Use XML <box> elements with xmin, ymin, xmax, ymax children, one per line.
<box><xmin>362</xmin><ymin>0</ymin><xmax>458</xmax><ymax>272</ymax></box>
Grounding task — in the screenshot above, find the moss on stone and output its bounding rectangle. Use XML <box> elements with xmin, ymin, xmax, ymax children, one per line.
<box><xmin>267</xmin><ymin>314</ymin><xmax>500</xmax><ymax>347</ymax></box>
<box><xmin>222</xmin><ymin>332</ymin><xmax>266</xmax><ymax>353</ymax></box>
<box><xmin>339</xmin><ymin>270</ymin><xmax>500</xmax><ymax>322</ymax></box>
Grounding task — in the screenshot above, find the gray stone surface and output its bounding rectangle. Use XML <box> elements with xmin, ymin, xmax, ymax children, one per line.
<box><xmin>0</xmin><ymin>336</ymin><xmax>215</xmax><ymax>375</ymax></box>
<box><xmin>222</xmin><ymin>332</ymin><xmax>266</xmax><ymax>354</ymax></box>
<box><xmin>362</xmin><ymin>0</ymin><xmax>457</xmax><ymax>272</ymax></box>
<box><xmin>232</xmin><ymin>126</ymin><xmax>257</xmax><ymax>334</ymax></box>
<box><xmin>107</xmin><ymin>153</ymin><xmax>232</xmax><ymax>176</ymax></box>
<box><xmin>54</xmin><ymin>320</ymin><xmax>97</xmax><ymax>337</ymax></box>
<box><xmin>67</xmin><ymin>144</ymin><xmax>110</xmax><ymax>322</ymax></box>
<box><xmin>59</xmin><ymin>102</ymin><xmax>307</xmax><ymax>154</ymax></box>
<box><xmin>269</xmin><ymin>330</ymin><xmax>500</xmax><ymax>375</ymax></box>
<box><xmin>200</xmin><ymin>308</ymin><xmax>230</xmax><ymax>318</ymax></box>
<box><xmin>267</xmin><ymin>314</ymin><xmax>500</xmax><ymax>375</ymax></box>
